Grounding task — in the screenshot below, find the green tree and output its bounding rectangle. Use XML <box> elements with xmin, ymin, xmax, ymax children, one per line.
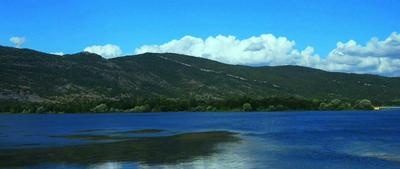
<box><xmin>132</xmin><ymin>104</ymin><xmax>151</xmax><ymax>112</ymax></box>
<box><xmin>90</xmin><ymin>103</ymin><xmax>109</xmax><ymax>112</ymax></box>
<box><xmin>206</xmin><ymin>106</ymin><xmax>216</xmax><ymax>112</ymax></box>
<box><xmin>355</xmin><ymin>99</ymin><xmax>373</xmax><ymax>110</ymax></box>
<box><xmin>242</xmin><ymin>103</ymin><xmax>253</xmax><ymax>112</ymax></box>
<box><xmin>35</xmin><ymin>106</ymin><xmax>47</xmax><ymax>113</ymax></box>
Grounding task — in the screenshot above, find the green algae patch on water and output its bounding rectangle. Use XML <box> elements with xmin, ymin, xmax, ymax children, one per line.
<box><xmin>51</xmin><ymin>129</ymin><xmax>166</xmax><ymax>141</ymax></box>
<box><xmin>0</xmin><ymin>131</ymin><xmax>240</xmax><ymax>168</ymax></box>
<box><xmin>50</xmin><ymin>134</ymin><xmax>132</xmax><ymax>141</ymax></box>
<box><xmin>113</xmin><ymin>129</ymin><xmax>165</xmax><ymax>134</ymax></box>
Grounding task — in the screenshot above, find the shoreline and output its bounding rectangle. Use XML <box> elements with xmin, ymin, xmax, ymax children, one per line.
<box><xmin>1</xmin><ymin>108</ymin><xmax>396</xmax><ymax>115</ymax></box>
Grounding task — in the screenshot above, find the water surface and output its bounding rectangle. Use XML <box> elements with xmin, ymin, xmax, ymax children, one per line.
<box><xmin>1</xmin><ymin>110</ymin><xmax>400</xmax><ymax>169</ymax></box>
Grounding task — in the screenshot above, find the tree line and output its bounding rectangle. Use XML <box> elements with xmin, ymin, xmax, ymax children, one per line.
<box><xmin>0</xmin><ymin>96</ymin><xmax>375</xmax><ymax>113</ymax></box>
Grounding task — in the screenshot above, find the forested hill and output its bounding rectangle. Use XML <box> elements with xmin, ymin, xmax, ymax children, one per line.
<box><xmin>1</xmin><ymin>45</ymin><xmax>400</xmax><ymax>111</ymax></box>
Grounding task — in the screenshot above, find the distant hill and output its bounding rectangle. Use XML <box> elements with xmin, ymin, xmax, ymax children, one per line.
<box><xmin>1</xmin><ymin>45</ymin><xmax>400</xmax><ymax>104</ymax></box>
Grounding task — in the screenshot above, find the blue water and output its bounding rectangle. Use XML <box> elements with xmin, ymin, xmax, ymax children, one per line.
<box><xmin>1</xmin><ymin>110</ymin><xmax>400</xmax><ymax>169</ymax></box>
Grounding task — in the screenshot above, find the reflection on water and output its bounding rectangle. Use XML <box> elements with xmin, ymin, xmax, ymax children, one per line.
<box><xmin>88</xmin><ymin>162</ymin><xmax>124</xmax><ymax>169</ymax></box>
<box><xmin>83</xmin><ymin>141</ymin><xmax>253</xmax><ymax>169</ymax></box>
<box><xmin>0</xmin><ymin>131</ymin><xmax>240</xmax><ymax>168</ymax></box>
<box><xmin>339</xmin><ymin>140</ymin><xmax>400</xmax><ymax>162</ymax></box>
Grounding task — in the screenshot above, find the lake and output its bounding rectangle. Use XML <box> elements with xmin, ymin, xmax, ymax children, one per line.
<box><xmin>1</xmin><ymin>110</ymin><xmax>400</xmax><ymax>169</ymax></box>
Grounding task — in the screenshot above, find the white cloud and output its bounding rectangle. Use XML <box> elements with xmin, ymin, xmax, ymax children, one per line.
<box><xmin>135</xmin><ymin>34</ymin><xmax>321</xmax><ymax>67</ymax></box>
<box><xmin>9</xmin><ymin>36</ymin><xmax>26</xmax><ymax>48</ymax></box>
<box><xmin>51</xmin><ymin>52</ymin><xmax>64</xmax><ymax>56</ymax></box>
<box><xmin>84</xmin><ymin>44</ymin><xmax>122</xmax><ymax>58</ymax></box>
<box><xmin>135</xmin><ymin>33</ymin><xmax>400</xmax><ymax>76</ymax></box>
<box><xmin>322</xmin><ymin>32</ymin><xmax>400</xmax><ymax>76</ymax></box>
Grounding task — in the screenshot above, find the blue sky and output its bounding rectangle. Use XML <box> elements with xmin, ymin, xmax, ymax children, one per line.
<box><xmin>1</xmin><ymin>0</ymin><xmax>400</xmax><ymax>76</ymax></box>
<box><xmin>0</xmin><ymin>0</ymin><xmax>398</xmax><ymax>55</ymax></box>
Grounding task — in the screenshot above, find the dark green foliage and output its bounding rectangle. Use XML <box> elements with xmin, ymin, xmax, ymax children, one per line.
<box><xmin>242</xmin><ymin>103</ymin><xmax>253</xmax><ymax>111</ymax></box>
<box><xmin>354</xmin><ymin>99</ymin><xmax>374</xmax><ymax>110</ymax></box>
<box><xmin>388</xmin><ymin>99</ymin><xmax>400</xmax><ymax>106</ymax></box>
<box><xmin>0</xmin><ymin>96</ymin><xmax>369</xmax><ymax>113</ymax></box>
<box><xmin>319</xmin><ymin>99</ymin><xmax>353</xmax><ymax>110</ymax></box>
<box><xmin>90</xmin><ymin>103</ymin><xmax>109</xmax><ymax>112</ymax></box>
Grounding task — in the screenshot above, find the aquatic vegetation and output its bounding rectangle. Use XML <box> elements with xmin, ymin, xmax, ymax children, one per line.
<box><xmin>51</xmin><ymin>129</ymin><xmax>166</xmax><ymax>141</ymax></box>
<box><xmin>113</xmin><ymin>129</ymin><xmax>165</xmax><ymax>134</ymax></box>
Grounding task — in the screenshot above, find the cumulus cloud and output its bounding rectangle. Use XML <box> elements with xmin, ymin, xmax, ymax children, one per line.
<box><xmin>135</xmin><ymin>33</ymin><xmax>400</xmax><ymax>76</ymax></box>
<box><xmin>9</xmin><ymin>36</ymin><xmax>26</xmax><ymax>48</ymax></box>
<box><xmin>84</xmin><ymin>44</ymin><xmax>122</xmax><ymax>58</ymax></box>
<box><xmin>135</xmin><ymin>34</ymin><xmax>321</xmax><ymax>67</ymax></box>
<box><xmin>323</xmin><ymin>32</ymin><xmax>400</xmax><ymax>76</ymax></box>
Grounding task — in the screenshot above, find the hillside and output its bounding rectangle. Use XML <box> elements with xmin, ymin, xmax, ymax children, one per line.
<box><xmin>1</xmin><ymin>45</ymin><xmax>400</xmax><ymax>106</ymax></box>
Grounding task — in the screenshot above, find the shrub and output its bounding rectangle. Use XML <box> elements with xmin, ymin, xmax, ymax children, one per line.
<box><xmin>242</xmin><ymin>103</ymin><xmax>253</xmax><ymax>112</ymax></box>
<box><xmin>90</xmin><ymin>103</ymin><xmax>109</xmax><ymax>112</ymax></box>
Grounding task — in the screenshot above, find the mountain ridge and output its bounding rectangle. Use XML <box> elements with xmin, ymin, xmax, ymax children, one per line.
<box><xmin>1</xmin><ymin>45</ymin><xmax>400</xmax><ymax>104</ymax></box>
